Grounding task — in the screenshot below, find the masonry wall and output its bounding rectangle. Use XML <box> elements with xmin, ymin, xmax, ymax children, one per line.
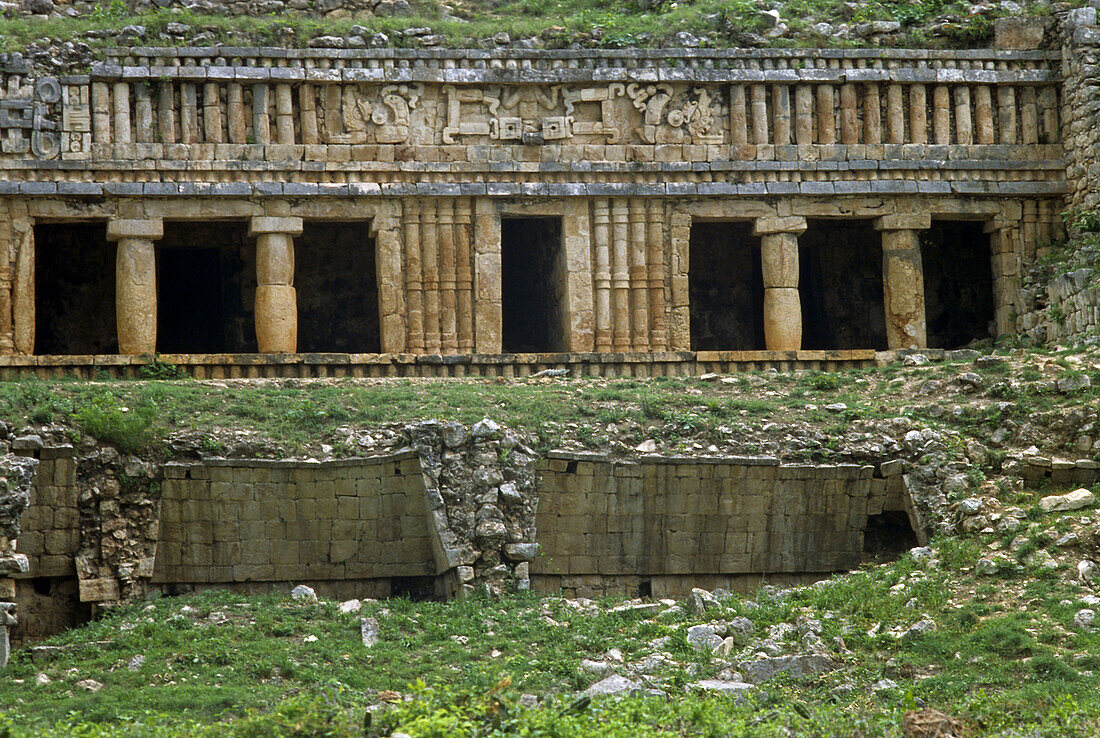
<box><xmin>151</xmin><ymin>454</ymin><xmax>434</xmax><ymax>590</ymax></box>
<box><xmin>532</xmin><ymin>453</ymin><xmax>894</xmax><ymax>597</ymax></box>
<box><xmin>11</xmin><ymin>450</ymin><xmax>81</xmax><ymax>644</ymax></box>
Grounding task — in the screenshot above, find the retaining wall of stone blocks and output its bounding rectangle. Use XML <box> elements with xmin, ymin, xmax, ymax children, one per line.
<box><xmin>151</xmin><ymin>453</ymin><xmax>433</xmax><ymax>585</ymax></box>
<box><xmin>532</xmin><ymin>452</ymin><xmax>898</xmax><ymax>597</ymax></box>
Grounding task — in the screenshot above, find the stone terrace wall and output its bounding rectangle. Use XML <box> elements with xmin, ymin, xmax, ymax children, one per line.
<box><xmin>532</xmin><ymin>452</ymin><xmax>908</xmax><ymax>598</ymax></box>
<box><xmin>151</xmin><ymin>453</ymin><xmax>434</xmax><ymax>597</ymax></box>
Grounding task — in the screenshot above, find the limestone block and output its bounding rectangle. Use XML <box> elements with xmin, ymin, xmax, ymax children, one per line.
<box><xmin>255</xmin><ymin>284</ymin><xmax>297</xmax><ymax>353</ymax></box>
<box><xmin>763</xmin><ymin>288</ymin><xmax>802</xmax><ymax>351</ymax></box>
<box><xmin>994</xmin><ymin>17</ymin><xmax>1048</xmax><ymax>50</ymax></box>
<box><xmin>753</xmin><ymin>216</ymin><xmax>806</xmax><ymax>236</ymax></box>
<box><xmin>875</xmin><ymin>214</ymin><xmax>930</xmax><ymax>232</ymax></box>
<box><xmin>249</xmin><ymin>217</ymin><xmax>304</xmax><ymax>237</ymax></box>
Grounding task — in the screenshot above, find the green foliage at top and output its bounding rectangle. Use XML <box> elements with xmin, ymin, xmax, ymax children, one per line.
<box><xmin>0</xmin><ymin>0</ymin><xmax>1058</xmax><ymax>53</ymax></box>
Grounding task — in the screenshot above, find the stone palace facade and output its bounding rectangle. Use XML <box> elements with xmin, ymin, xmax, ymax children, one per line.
<box><xmin>0</xmin><ymin>45</ymin><xmax>1070</xmax><ymax>376</ymax></box>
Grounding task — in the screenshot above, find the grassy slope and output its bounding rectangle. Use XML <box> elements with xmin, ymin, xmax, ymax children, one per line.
<box><xmin>7</xmin><ymin>346</ymin><xmax>1098</xmax><ymax>459</ymax></box>
<box><xmin>0</xmin><ymin>0</ymin><xmax>1056</xmax><ymax>53</ymax></box>
<box><xmin>2</xmin><ymin>519</ymin><xmax>1099</xmax><ymax>736</ymax></box>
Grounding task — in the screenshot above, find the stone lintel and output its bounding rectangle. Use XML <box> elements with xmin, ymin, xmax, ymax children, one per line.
<box><xmin>983</xmin><ymin>218</ymin><xmax>1013</xmax><ymax>234</ymax></box>
<box><xmin>874</xmin><ymin>214</ymin><xmax>932</xmax><ymax>232</ymax></box>
<box><xmin>753</xmin><ymin>216</ymin><xmax>807</xmax><ymax>236</ymax></box>
<box><xmin>106</xmin><ymin>219</ymin><xmax>163</xmax><ymax>241</ymax></box>
<box><xmin>249</xmin><ymin>216</ymin><xmax>304</xmax><ymax>237</ymax></box>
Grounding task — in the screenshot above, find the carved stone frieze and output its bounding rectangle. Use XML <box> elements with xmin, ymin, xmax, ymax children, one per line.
<box><xmin>627</xmin><ymin>83</ymin><xmax>724</xmax><ymax>145</ymax></box>
<box><xmin>0</xmin><ymin>55</ymin><xmax>64</xmax><ymax>159</ymax></box>
<box><xmin>340</xmin><ymin>83</ymin><xmax>424</xmax><ymax>144</ymax></box>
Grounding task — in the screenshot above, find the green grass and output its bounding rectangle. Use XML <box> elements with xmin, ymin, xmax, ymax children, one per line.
<box><xmin>0</xmin><ymin>0</ymin><xmax>1057</xmax><ymax>53</ymax></box>
<box><xmin>0</xmin><ymin>345</ymin><xmax>1097</xmax><ymax>458</ymax></box>
<box><xmin>4</xmin><ymin>527</ymin><xmax>1100</xmax><ymax>735</ymax></box>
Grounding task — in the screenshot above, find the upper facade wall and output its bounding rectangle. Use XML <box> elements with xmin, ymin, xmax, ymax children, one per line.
<box><xmin>3</xmin><ymin>48</ymin><xmax>1065</xmax><ymax>198</ymax></box>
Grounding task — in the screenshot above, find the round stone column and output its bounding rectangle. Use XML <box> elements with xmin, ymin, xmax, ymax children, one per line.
<box><xmin>107</xmin><ymin>219</ymin><xmax>162</xmax><ymax>355</ymax></box>
<box><xmin>249</xmin><ymin>216</ymin><xmax>303</xmax><ymax>354</ymax></box>
<box><xmin>753</xmin><ymin>216</ymin><xmax>806</xmax><ymax>351</ymax></box>
<box><xmin>875</xmin><ymin>214</ymin><xmax>931</xmax><ymax>350</ymax></box>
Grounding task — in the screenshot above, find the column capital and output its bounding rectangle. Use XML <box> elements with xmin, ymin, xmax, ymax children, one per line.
<box><xmin>874</xmin><ymin>214</ymin><xmax>931</xmax><ymax>232</ymax></box>
<box><xmin>249</xmin><ymin>216</ymin><xmax>303</xmax><ymax>237</ymax></box>
<box><xmin>753</xmin><ymin>216</ymin><xmax>806</xmax><ymax>236</ymax></box>
<box><xmin>107</xmin><ymin>219</ymin><xmax>163</xmax><ymax>241</ymax></box>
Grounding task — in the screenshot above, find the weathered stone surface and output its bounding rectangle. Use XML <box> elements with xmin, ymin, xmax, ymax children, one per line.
<box><xmin>995</xmin><ymin>17</ymin><xmax>1048</xmax><ymax>50</ymax></box>
<box><xmin>689</xmin><ymin>679</ymin><xmax>755</xmax><ymax>701</ymax></box>
<box><xmin>763</xmin><ymin>288</ymin><xmax>802</xmax><ymax>351</ymax></box>
<box><xmin>582</xmin><ymin>674</ymin><xmax>642</xmax><ymax>697</ymax></box>
<box><xmin>254</xmin><ymin>284</ymin><xmax>297</xmax><ymax>353</ymax></box>
<box><xmin>360</xmin><ymin>616</ymin><xmax>380</xmax><ymax>647</ymax></box>
<box><xmin>114</xmin><ymin>238</ymin><xmax>157</xmax><ymax>355</ymax></box>
<box><xmin>290</xmin><ymin>584</ymin><xmax>317</xmax><ymax>601</ymax></box>
<box><xmin>1039</xmin><ymin>489</ymin><xmax>1095</xmax><ymax>513</ymax></box>
<box><xmin>738</xmin><ymin>655</ymin><xmax>836</xmax><ymax>684</ymax></box>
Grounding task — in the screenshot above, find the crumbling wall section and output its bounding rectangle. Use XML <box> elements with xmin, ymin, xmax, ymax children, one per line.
<box><xmin>1014</xmin><ymin>10</ymin><xmax>1100</xmax><ymax>347</ymax></box>
<box><xmin>405</xmin><ymin>420</ymin><xmax>540</xmax><ymax>597</ymax></box>
<box><xmin>0</xmin><ymin>451</ymin><xmax>38</xmax><ymax>665</ymax></box>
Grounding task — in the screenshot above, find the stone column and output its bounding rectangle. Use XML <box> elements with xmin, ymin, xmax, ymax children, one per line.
<box><xmin>249</xmin><ymin>216</ymin><xmax>302</xmax><ymax>354</ymax></box>
<box><xmin>108</xmin><ymin>219</ymin><xmax>162</xmax><ymax>355</ymax></box>
<box><xmin>753</xmin><ymin>216</ymin><xmax>806</xmax><ymax>351</ymax></box>
<box><xmin>875</xmin><ymin>214</ymin><xmax>931</xmax><ymax>350</ymax></box>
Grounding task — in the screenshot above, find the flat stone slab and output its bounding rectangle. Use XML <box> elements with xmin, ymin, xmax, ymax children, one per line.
<box><xmin>738</xmin><ymin>654</ymin><xmax>837</xmax><ymax>684</ymax></box>
<box><xmin>582</xmin><ymin>674</ymin><xmax>643</xmax><ymax>698</ymax></box>
<box><xmin>689</xmin><ymin>679</ymin><xmax>755</xmax><ymax>702</ymax></box>
<box><xmin>1040</xmin><ymin>489</ymin><xmax>1096</xmax><ymax>512</ymax></box>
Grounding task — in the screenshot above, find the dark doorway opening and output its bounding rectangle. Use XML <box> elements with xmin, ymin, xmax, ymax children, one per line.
<box><xmin>390</xmin><ymin>575</ymin><xmax>438</xmax><ymax>601</ymax></box>
<box><xmin>501</xmin><ymin>217</ymin><xmax>567</xmax><ymax>353</ymax></box>
<box><xmin>157</xmin><ymin>221</ymin><xmax>255</xmax><ymax>354</ymax></box>
<box><xmin>921</xmin><ymin>221</ymin><xmax>995</xmax><ymax>349</ymax></box>
<box><xmin>688</xmin><ymin>221</ymin><xmax>764</xmax><ymax>350</ymax></box>
<box><xmin>863</xmin><ymin>511</ymin><xmax>920</xmax><ymax>561</ymax></box>
<box><xmin>800</xmin><ymin>219</ymin><xmax>887</xmax><ymax>350</ymax></box>
<box><xmin>296</xmin><ymin>222</ymin><xmax>380</xmax><ymax>353</ymax></box>
<box><xmin>34</xmin><ymin>222</ymin><xmax>117</xmax><ymax>355</ymax></box>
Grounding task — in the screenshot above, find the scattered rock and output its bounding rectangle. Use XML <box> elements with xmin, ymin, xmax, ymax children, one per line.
<box><xmin>1079</xmin><ymin>560</ymin><xmax>1098</xmax><ymax>584</ymax></box>
<box><xmin>127</xmin><ymin>655</ymin><xmax>145</xmax><ymax>671</ymax></box>
<box><xmin>338</xmin><ymin>599</ymin><xmax>362</xmax><ymax>614</ymax></box>
<box><xmin>687</xmin><ymin>588</ymin><xmax>720</xmax><ymax>615</ymax></box>
<box><xmin>1039</xmin><ymin>489</ymin><xmax>1095</xmax><ymax>513</ymax></box>
<box><xmin>738</xmin><ymin>655</ymin><xmax>836</xmax><ymax>684</ymax></box>
<box><xmin>686</xmin><ymin>624</ymin><xmax>723</xmax><ymax>653</ymax></box>
<box><xmin>77</xmin><ymin>679</ymin><xmax>104</xmax><ymax>692</ymax></box>
<box><xmin>689</xmin><ymin>679</ymin><xmax>754</xmax><ymax>701</ymax></box>
<box><xmin>291</xmin><ymin>585</ymin><xmax>317</xmax><ymax>601</ymax></box>
<box><xmin>872</xmin><ymin>678</ymin><xmax>899</xmax><ymax>692</ymax></box>
<box><xmin>901</xmin><ymin>619</ymin><xmax>936</xmax><ymax>641</ymax></box>
<box><xmin>34</xmin><ymin>673</ymin><xmax>49</xmax><ymax>686</ymax></box>
<box><xmin>903</xmin><ymin>354</ymin><xmax>929</xmax><ymax>366</ymax></box>
<box><xmin>1073</xmin><ymin>608</ymin><xmax>1096</xmax><ymax>631</ymax></box>
<box><xmin>635</xmin><ymin>439</ymin><xmax>659</xmax><ymax>453</ymax></box>
<box><xmin>360</xmin><ymin>617</ymin><xmax>381</xmax><ymax>647</ymax></box>
<box><xmin>582</xmin><ymin>674</ymin><xmax>642</xmax><ymax>697</ymax></box>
